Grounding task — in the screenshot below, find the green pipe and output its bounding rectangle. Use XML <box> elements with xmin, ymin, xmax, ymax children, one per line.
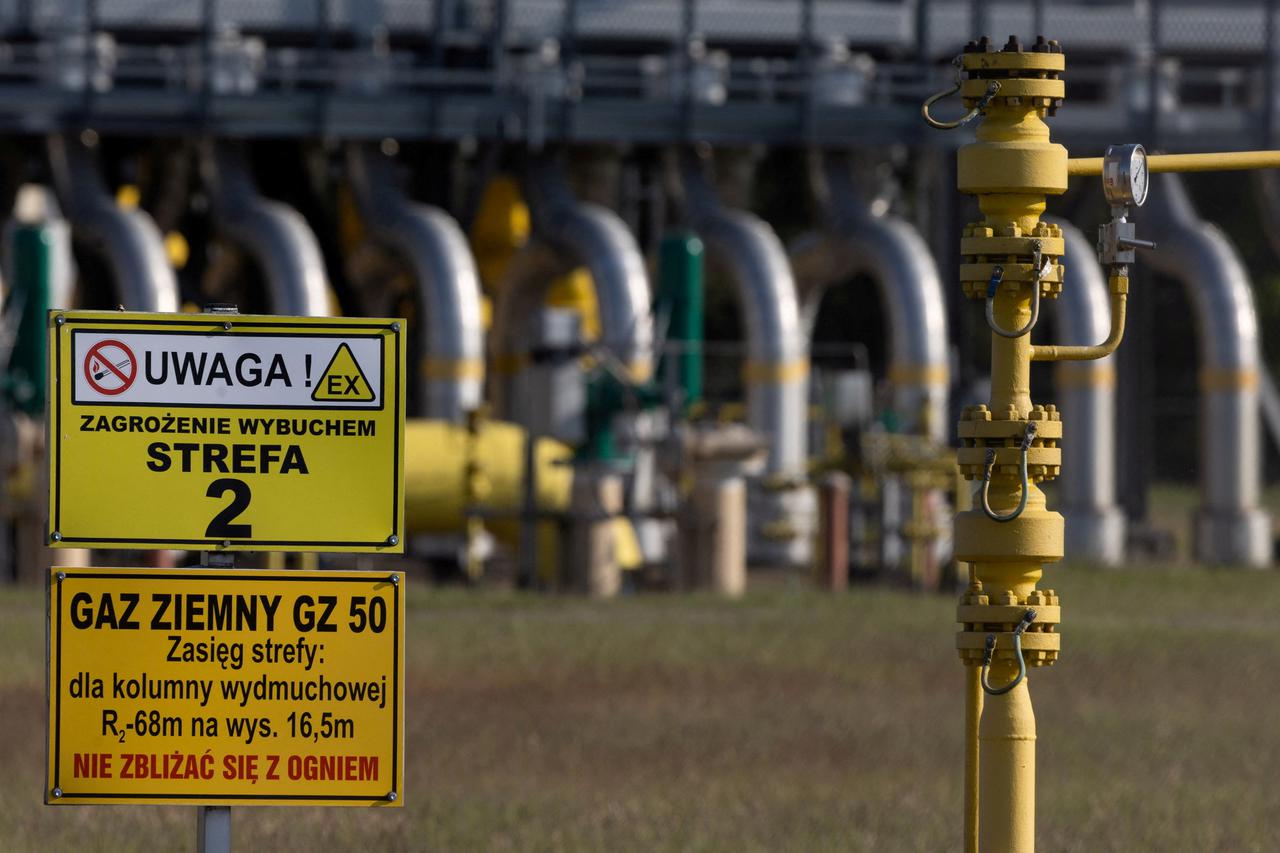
<box><xmin>6</xmin><ymin>226</ymin><xmax>52</xmax><ymax>416</ymax></box>
<box><xmin>656</xmin><ymin>231</ymin><xmax>705</xmax><ymax>411</ymax></box>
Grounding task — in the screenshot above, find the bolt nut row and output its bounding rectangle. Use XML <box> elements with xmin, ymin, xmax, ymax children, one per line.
<box><xmin>1027</xmin><ymin>404</ymin><xmax>1061</xmax><ymax>423</ymax></box>
<box><xmin>963</xmin><ymin>35</ymin><xmax>1063</xmax><ymax>55</ymax></box>
<box><xmin>961</xmin><ymin>221</ymin><xmax>1064</xmax><ymax>241</ymax></box>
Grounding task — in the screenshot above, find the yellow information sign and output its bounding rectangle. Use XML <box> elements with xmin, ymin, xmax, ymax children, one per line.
<box><xmin>47</xmin><ymin>567</ymin><xmax>404</xmax><ymax>806</ymax></box>
<box><xmin>48</xmin><ymin>311</ymin><xmax>405</xmax><ymax>552</ymax></box>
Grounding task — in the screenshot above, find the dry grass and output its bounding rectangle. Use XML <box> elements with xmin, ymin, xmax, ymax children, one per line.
<box><xmin>4</xmin><ymin>564</ymin><xmax>1280</xmax><ymax>851</ymax></box>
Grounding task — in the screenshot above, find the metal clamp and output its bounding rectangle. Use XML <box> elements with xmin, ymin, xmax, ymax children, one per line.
<box><xmin>979</xmin><ymin>421</ymin><xmax>1037</xmax><ymax>523</ymax></box>
<box><xmin>985</xmin><ymin>240</ymin><xmax>1050</xmax><ymax>339</ymax></box>
<box><xmin>981</xmin><ymin>609</ymin><xmax>1038</xmax><ymax>696</ymax></box>
<box><xmin>921</xmin><ymin>57</ymin><xmax>1002</xmax><ymax>130</ymax></box>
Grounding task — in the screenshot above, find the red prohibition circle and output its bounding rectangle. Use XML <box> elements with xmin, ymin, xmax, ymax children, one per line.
<box><xmin>84</xmin><ymin>339</ymin><xmax>138</xmax><ymax>396</ymax></box>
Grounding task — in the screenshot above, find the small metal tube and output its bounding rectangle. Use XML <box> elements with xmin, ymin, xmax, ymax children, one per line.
<box><xmin>792</xmin><ymin>152</ymin><xmax>949</xmax><ymax>441</ymax></box>
<box><xmin>490</xmin><ymin>157</ymin><xmax>654</xmax><ymax>420</ymax></box>
<box><xmin>347</xmin><ymin>144</ymin><xmax>485</xmax><ymax>421</ymax></box>
<box><xmin>1137</xmin><ymin>172</ymin><xmax>1271</xmax><ymax>567</ymax></box>
<box><xmin>47</xmin><ymin>135</ymin><xmax>179</xmax><ymax>313</ymax></box>
<box><xmin>1045</xmin><ymin>218</ymin><xmax>1125</xmax><ymax>567</ymax></box>
<box><xmin>204</xmin><ymin>143</ymin><xmax>330</xmax><ymax>318</ymax></box>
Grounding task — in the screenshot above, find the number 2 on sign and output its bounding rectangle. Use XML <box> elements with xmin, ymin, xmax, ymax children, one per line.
<box><xmin>205</xmin><ymin>478</ymin><xmax>252</xmax><ymax>538</ymax></box>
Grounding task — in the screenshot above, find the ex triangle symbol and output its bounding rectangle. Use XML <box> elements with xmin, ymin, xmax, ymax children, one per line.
<box><xmin>312</xmin><ymin>343</ymin><xmax>375</xmax><ymax>402</ymax></box>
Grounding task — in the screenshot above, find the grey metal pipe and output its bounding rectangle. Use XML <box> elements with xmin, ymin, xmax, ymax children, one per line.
<box><xmin>490</xmin><ymin>157</ymin><xmax>654</xmax><ymax>419</ymax></box>
<box><xmin>677</xmin><ymin>153</ymin><xmax>811</xmax><ymax>567</ymax></box>
<box><xmin>47</xmin><ymin>135</ymin><xmax>178</xmax><ymax>313</ymax></box>
<box><xmin>204</xmin><ymin>143</ymin><xmax>329</xmax><ymax>317</ymax></box>
<box><xmin>1045</xmin><ymin>218</ymin><xmax>1125</xmax><ymax>567</ymax></box>
<box><xmin>790</xmin><ymin>153</ymin><xmax>949</xmax><ymax>442</ymax></box>
<box><xmin>347</xmin><ymin>144</ymin><xmax>484</xmax><ymax>422</ymax></box>
<box><xmin>1137</xmin><ymin>172</ymin><xmax>1270</xmax><ymax>567</ymax></box>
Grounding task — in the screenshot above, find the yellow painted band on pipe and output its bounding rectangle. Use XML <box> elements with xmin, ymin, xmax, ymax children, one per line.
<box><xmin>1200</xmin><ymin>368</ymin><xmax>1259</xmax><ymax>391</ymax></box>
<box><xmin>888</xmin><ymin>363</ymin><xmax>950</xmax><ymax>386</ymax></box>
<box><xmin>628</xmin><ymin>360</ymin><xmax>654</xmax><ymax>383</ymax></box>
<box><xmin>421</xmin><ymin>356</ymin><xmax>485</xmax><ymax>381</ymax></box>
<box><xmin>1054</xmin><ymin>363</ymin><xmax>1116</xmax><ymax>389</ymax></box>
<box><xmin>741</xmin><ymin>359</ymin><xmax>810</xmax><ymax>384</ymax></box>
<box><xmin>1069</xmin><ymin>150</ymin><xmax>1280</xmax><ymax>177</ymax></box>
<box><xmin>490</xmin><ymin>353</ymin><xmax>531</xmax><ymax>375</ymax></box>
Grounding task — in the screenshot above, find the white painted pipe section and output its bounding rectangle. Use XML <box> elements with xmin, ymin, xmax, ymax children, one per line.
<box><xmin>678</xmin><ymin>154</ymin><xmax>812</xmax><ymax>567</ymax></box>
<box><xmin>205</xmin><ymin>143</ymin><xmax>329</xmax><ymax>317</ymax></box>
<box><xmin>790</xmin><ymin>154</ymin><xmax>949</xmax><ymax>442</ymax></box>
<box><xmin>347</xmin><ymin>144</ymin><xmax>485</xmax><ymax>422</ymax></box>
<box><xmin>47</xmin><ymin>135</ymin><xmax>178</xmax><ymax>313</ymax></box>
<box><xmin>1045</xmin><ymin>218</ymin><xmax>1125</xmax><ymax>567</ymax></box>
<box><xmin>1138</xmin><ymin>172</ymin><xmax>1271</xmax><ymax>567</ymax></box>
<box><xmin>490</xmin><ymin>157</ymin><xmax>654</xmax><ymax>419</ymax></box>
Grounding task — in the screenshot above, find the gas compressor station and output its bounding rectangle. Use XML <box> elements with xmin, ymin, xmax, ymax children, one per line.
<box><xmin>6</xmin><ymin>1</ymin><xmax>1280</xmax><ymax>851</ymax></box>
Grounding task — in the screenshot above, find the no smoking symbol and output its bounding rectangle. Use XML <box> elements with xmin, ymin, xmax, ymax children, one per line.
<box><xmin>84</xmin><ymin>340</ymin><xmax>137</xmax><ymax>395</ymax></box>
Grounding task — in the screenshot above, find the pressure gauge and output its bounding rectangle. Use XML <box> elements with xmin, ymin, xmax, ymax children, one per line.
<box><xmin>1102</xmin><ymin>143</ymin><xmax>1149</xmax><ymax>208</ymax></box>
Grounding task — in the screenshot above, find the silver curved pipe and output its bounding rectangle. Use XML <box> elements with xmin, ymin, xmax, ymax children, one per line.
<box><xmin>347</xmin><ymin>144</ymin><xmax>484</xmax><ymax>422</ymax></box>
<box><xmin>1138</xmin><ymin>172</ymin><xmax>1271</xmax><ymax>567</ymax></box>
<box><xmin>47</xmin><ymin>135</ymin><xmax>178</xmax><ymax>312</ymax></box>
<box><xmin>1045</xmin><ymin>218</ymin><xmax>1125</xmax><ymax>567</ymax></box>
<box><xmin>490</xmin><ymin>158</ymin><xmax>654</xmax><ymax>419</ymax></box>
<box><xmin>790</xmin><ymin>153</ymin><xmax>949</xmax><ymax>442</ymax></box>
<box><xmin>205</xmin><ymin>143</ymin><xmax>329</xmax><ymax>317</ymax></box>
<box><xmin>678</xmin><ymin>154</ymin><xmax>811</xmax><ymax>567</ymax></box>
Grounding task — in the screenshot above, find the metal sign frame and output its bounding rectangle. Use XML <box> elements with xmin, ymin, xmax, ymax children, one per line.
<box><xmin>47</xmin><ymin>311</ymin><xmax>405</xmax><ymax>553</ymax></box>
<box><xmin>46</xmin><ymin>567</ymin><xmax>405</xmax><ymax>807</ymax></box>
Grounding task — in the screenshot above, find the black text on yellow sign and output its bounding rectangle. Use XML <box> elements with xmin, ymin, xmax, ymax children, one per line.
<box><xmin>48</xmin><ymin>311</ymin><xmax>406</xmax><ymax>552</ymax></box>
<box><xmin>47</xmin><ymin>568</ymin><xmax>405</xmax><ymax>806</ymax></box>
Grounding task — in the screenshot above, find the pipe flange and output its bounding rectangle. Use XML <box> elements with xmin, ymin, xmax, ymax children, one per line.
<box><xmin>956</xmin><ymin>590</ymin><xmax>1061</xmax><ymax>668</ymax></box>
<box><xmin>957</xmin><ymin>447</ymin><xmax>1061</xmax><ymax>482</ymax></box>
<box><xmin>957</xmin><ymin>630</ymin><xmax>1060</xmax><ymax>667</ymax></box>
<box><xmin>957</xmin><ymin>408</ymin><xmax>1063</xmax><ymax>482</ymax></box>
<box><xmin>960</xmin><ymin>263</ymin><xmax>1063</xmax><ymax>300</ymax></box>
<box><xmin>958</xmin><ymin>38</ymin><xmax>1066</xmax><ymax>116</ymax></box>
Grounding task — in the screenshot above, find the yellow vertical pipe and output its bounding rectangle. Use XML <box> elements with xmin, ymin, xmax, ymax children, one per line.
<box><xmin>974</xmin><ymin>561</ymin><xmax>1042</xmax><ymax>851</ymax></box>
<box><xmin>964</xmin><ymin>665</ymin><xmax>982</xmax><ymax>853</ymax></box>
<box><xmin>975</xmin><ymin>282</ymin><xmax>1045</xmax><ymax>853</ymax></box>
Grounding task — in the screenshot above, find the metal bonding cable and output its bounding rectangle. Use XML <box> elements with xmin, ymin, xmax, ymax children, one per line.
<box><xmin>921</xmin><ymin>57</ymin><xmax>1002</xmax><ymax>131</ymax></box>
<box><xmin>981</xmin><ymin>609</ymin><xmax>1038</xmax><ymax>696</ymax></box>
<box><xmin>980</xmin><ymin>421</ymin><xmax>1037</xmax><ymax>523</ymax></box>
<box><xmin>985</xmin><ymin>240</ymin><xmax>1050</xmax><ymax>339</ymax></box>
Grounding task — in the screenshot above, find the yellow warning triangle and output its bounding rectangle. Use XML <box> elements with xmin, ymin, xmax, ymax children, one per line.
<box><xmin>312</xmin><ymin>343</ymin><xmax>375</xmax><ymax>402</ymax></box>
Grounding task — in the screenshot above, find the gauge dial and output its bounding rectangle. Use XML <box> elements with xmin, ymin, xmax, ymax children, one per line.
<box><xmin>1102</xmin><ymin>143</ymin><xmax>1149</xmax><ymax>208</ymax></box>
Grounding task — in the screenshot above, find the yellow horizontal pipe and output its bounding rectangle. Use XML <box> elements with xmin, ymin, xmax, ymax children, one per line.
<box><xmin>1031</xmin><ymin>275</ymin><xmax>1127</xmax><ymax>362</ymax></box>
<box><xmin>404</xmin><ymin>419</ymin><xmax>572</xmax><ymax>541</ymax></box>
<box><xmin>1068</xmin><ymin>149</ymin><xmax>1280</xmax><ymax>177</ymax></box>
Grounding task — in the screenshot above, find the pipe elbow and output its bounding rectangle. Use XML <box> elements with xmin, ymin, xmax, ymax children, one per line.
<box><xmin>1032</xmin><ymin>288</ymin><xmax>1126</xmax><ymax>362</ymax></box>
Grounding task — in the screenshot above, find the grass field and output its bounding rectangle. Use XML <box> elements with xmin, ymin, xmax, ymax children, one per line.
<box><xmin>4</xmin><ymin>562</ymin><xmax>1280</xmax><ymax>852</ymax></box>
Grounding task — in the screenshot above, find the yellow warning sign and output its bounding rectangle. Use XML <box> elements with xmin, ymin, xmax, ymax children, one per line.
<box><xmin>312</xmin><ymin>342</ymin><xmax>375</xmax><ymax>402</ymax></box>
<box><xmin>48</xmin><ymin>311</ymin><xmax>405</xmax><ymax>552</ymax></box>
<box><xmin>47</xmin><ymin>567</ymin><xmax>404</xmax><ymax>807</ymax></box>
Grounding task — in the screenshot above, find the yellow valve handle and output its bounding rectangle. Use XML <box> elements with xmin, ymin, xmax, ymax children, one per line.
<box><xmin>980</xmin><ymin>609</ymin><xmax>1038</xmax><ymax>696</ymax></box>
<box><xmin>921</xmin><ymin>58</ymin><xmax>1002</xmax><ymax>131</ymax></box>
<box><xmin>979</xmin><ymin>421</ymin><xmax>1037</xmax><ymax>523</ymax></box>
